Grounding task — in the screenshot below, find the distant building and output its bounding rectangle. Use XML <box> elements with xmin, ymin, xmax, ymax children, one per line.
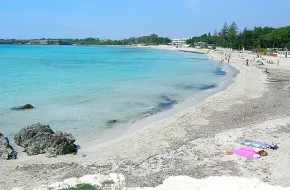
<box><xmin>28</xmin><ymin>40</ymin><xmax>48</xmax><ymax>45</ymax></box>
<box><xmin>277</xmin><ymin>51</ymin><xmax>290</xmax><ymax>58</ymax></box>
<box><xmin>28</xmin><ymin>39</ymin><xmax>59</xmax><ymax>45</ymax></box>
<box><xmin>194</xmin><ymin>41</ymin><xmax>208</xmax><ymax>47</ymax></box>
<box><xmin>101</xmin><ymin>39</ymin><xmax>109</xmax><ymax>42</ymax></box>
<box><xmin>171</xmin><ymin>38</ymin><xmax>189</xmax><ymax>47</ymax></box>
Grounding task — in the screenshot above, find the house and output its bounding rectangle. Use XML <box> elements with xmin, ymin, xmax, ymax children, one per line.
<box><xmin>277</xmin><ymin>51</ymin><xmax>290</xmax><ymax>58</ymax></box>
<box><xmin>194</xmin><ymin>41</ymin><xmax>208</xmax><ymax>47</ymax></box>
<box><xmin>171</xmin><ymin>38</ymin><xmax>189</xmax><ymax>47</ymax></box>
<box><xmin>28</xmin><ymin>40</ymin><xmax>48</xmax><ymax>45</ymax></box>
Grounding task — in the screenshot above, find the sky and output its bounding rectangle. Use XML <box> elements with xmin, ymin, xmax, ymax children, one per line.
<box><xmin>0</xmin><ymin>0</ymin><xmax>290</xmax><ymax>39</ymax></box>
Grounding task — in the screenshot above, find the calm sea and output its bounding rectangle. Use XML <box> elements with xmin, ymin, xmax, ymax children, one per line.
<box><xmin>0</xmin><ymin>45</ymin><xmax>228</xmax><ymax>140</ymax></box>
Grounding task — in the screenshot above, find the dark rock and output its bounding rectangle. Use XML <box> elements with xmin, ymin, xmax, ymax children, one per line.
<box><xmin>199</xmin><ymin>84</ymin><xmax>217</xmax><ymax>90</ymax></box>
<box><xmin>11</xmin><ymin>104</ymin><xmax>34</xmax><ymax>111</ymax></box>
<box><xmin>214</xmin><ymin>68</ymin><xmax>227</xmax><ymax>76</ymax></box>
<box><xmin>107</xmin><ymin>119</ymin><xmax>119</xmax><ymax>125</ymax></box>
<box><xmin>14</xmin><ymin>123</ymin><xmax>76</xmax><ymax>157</ymax></box>
<box><xmin>0</xmin><ymin>139</ymin><xmax>14</xmax><ymax>160</ymax></box>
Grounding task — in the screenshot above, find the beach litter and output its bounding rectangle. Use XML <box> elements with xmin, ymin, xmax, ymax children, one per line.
<box><xmin>226</xmin><ymin>151</ymin><xmax>233</xmax><ymax>155</ymax></box>
<box><xmin>197</xmin><ymin>156</ymin><xmax>204</xmax><ymax>161</ymax></box>
<box><xmin>269</xmin><ymin>143</ymin><xmax>279</xmax><ymax>150</ymax></box>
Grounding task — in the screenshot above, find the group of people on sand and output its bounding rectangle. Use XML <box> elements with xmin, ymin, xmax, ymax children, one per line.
<box><xmin>254</xmin><ymin>55</ymin><xmax>274</xmax><ymax>74</ymax></box>
<box><xmin>217</xmin><ymin>51</ymin><xmax>276</xmax><ymax>75</ymax></box>
<box><xmin>256</xmin><ymin>54</ymin><xmax>279</xmax><ymax>66</ymax></box>
<box><xmin>255</xmin><ymin>54</ymin><xmax>281</xmax><ymax>74</ymax></box>
<box><xmin>266</xmin><ymin>59</ymin><xmax>279</xmax><ymax>66</ymax></box>
<box><xmin>220</xmin><ymin>53</ymin><xmax>231</xmax><ymax>64</ymax></box>
<box><xmin>241</xmin><ymin>55</ymin><xmax>271</xmax><ymax>74</ymax></box>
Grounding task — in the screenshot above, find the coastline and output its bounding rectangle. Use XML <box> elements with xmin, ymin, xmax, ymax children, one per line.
<box><xmin>77</xmin><ymin>49</ymin><xmax>236</xmax><ymax>150</ymax></box>
<box><xmin>3</xmin><ymin>47</ymin><xmax>290</xmax><ymax>189</ymax></box>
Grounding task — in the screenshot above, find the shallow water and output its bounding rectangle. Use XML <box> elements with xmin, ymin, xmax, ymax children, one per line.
<box><xmin>0</xmin><ymin>45</ymin><xmax>227</xmax><ymax>140</ymax></box>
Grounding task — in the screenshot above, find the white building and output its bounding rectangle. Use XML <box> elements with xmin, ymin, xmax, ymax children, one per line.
<box><xmin>277</xmin><ymin>51</ymin><xmax>290</xmax><ymax>58</ymax></box>
<box><xmin>194</xmin><ymin>41</ymin><xmax>207</xmax><ymax>47</ymax></box>
<box><xmin>171</xmin><ymin>38</ymin><xmax>189</xmax><ymax>47</ymax></box>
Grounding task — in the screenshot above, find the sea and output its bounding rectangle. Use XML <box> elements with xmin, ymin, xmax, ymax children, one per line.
<box><xmin>0</xmin><ymin>45</ymin><xmax>230</xmax><ymax>140</ymax></box>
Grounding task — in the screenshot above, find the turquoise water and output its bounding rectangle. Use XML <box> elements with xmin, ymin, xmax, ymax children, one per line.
<box><xmin>0</xmin><ymin>45</ymin><xmax>227</xmax><ymax>140</ymax></box>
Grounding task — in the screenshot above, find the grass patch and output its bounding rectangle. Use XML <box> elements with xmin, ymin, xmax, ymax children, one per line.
<box><xmin>63</xmin><ymin>184</ymin><xmax>95</xmax><ymax>190</ymax></box>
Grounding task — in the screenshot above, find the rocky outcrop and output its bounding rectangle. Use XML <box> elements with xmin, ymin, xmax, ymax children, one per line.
<box><xmin>11</xmin><ymin>104</ymin><xmax>34</xmax><ymax>111</ymax></box>
<box><xmin>0</xmin><ymin>140</ymin><xmax>13</xmax><ymax>160</ymax></box>
<box><xmin>14</xmin><ymin>123</ymin><xmax>76</xmax><ymax>157</ymax></box>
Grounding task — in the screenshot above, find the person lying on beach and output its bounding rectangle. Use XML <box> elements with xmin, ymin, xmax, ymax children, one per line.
<box><xmin>264</xmin><ymin>68</ymin><xmax>270</xmax><ymax>74</ymax></box>
<box><xmin>259</xmin><ymin>62</ymin><xmax>264</xmax><ymax>65</ymax></box>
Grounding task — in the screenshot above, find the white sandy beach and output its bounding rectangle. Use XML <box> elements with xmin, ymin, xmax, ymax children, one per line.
<box><xmin>79</xmin><ymin>48</ymin><xmax>267</xmax><ymax>154</ymax></box>
<box><xmin>2</xmin><ymin>47</ymin><xmax>290</xmax><ymax>189</ymax></box>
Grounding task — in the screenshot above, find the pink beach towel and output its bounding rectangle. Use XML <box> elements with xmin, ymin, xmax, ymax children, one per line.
<box><xmin>233</xmin><ymin>146</ymin><xmax>260</xmax><ymax>159</ymax></box>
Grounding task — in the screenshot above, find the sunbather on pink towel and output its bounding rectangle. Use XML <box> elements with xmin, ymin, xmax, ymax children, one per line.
<box><xmin>233</xmin><ymin>146</ymin><xmax>260</xmax><ymax>159</ymax></box>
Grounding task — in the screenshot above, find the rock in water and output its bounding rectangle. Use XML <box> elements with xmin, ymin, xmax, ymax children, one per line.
<box><xmin>11</xmin><ymin>104</ymin><xmax>34</xmax><ymax>111</ymax></box>
<box><xmin>14</xmin><ymin>123</ymin><xmax>76</xmax><ymax>157</ymax></box>
<box><xmin>107</xmin><ymin>119</ymin><xmax>119</xmax><ymax>125</ymax></box>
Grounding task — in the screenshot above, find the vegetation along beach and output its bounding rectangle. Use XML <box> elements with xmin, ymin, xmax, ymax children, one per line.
<box><xmin>0</xmin><ymin>0</ymin><xmax>290</xmax><ymax>189</ymax></box>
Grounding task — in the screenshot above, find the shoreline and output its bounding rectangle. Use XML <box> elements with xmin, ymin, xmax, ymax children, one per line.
<box><xmin>78</xmin><ymin>50</ymin><xmax>237</xmax><ymax>150</ymax></box>
<box><xmin>3</xmin><ymin>47</ymin><xmax>290</xmax><ymax>189</ymax></box>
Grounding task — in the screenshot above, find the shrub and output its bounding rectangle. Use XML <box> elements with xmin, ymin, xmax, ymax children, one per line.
<box><xmin>63</xmin><ymin>184</ymin><xmax>95</xmax><ymax>190</ymax></box>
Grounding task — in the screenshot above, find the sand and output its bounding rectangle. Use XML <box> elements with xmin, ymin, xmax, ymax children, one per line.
<box><xmin>125</xmin><ymin>176</ymin><xmax>290</xmax><ymax>190</ymax></box>
<box><xmin>1</xmin><ymin>47</ymin><xmax>290</xmax><ymax>189</ymax></box>
<box><xmin>20</xmin><ymin>174</ymin><xmax>290</xmax><ymax>190</ymax></box>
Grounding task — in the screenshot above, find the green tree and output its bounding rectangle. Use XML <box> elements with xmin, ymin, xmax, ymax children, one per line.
<box><xmin>242</xmin><ymin>28</ymin><xmax>254</xmax><ymax>49</ymax></box>
<box><xmin>228</xmin><ymin>22</ymin><xmax>238</xmax><ymax>48</ymax></box>
<box><xmin>220</xmin><ymin>22</ymin><xmax>229</xmax><ymax>47</ymax></box>
<box><xmin>213</xmin><ymin>29</ymin><xmax>218</xmax><ymax>36</ymax></box>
